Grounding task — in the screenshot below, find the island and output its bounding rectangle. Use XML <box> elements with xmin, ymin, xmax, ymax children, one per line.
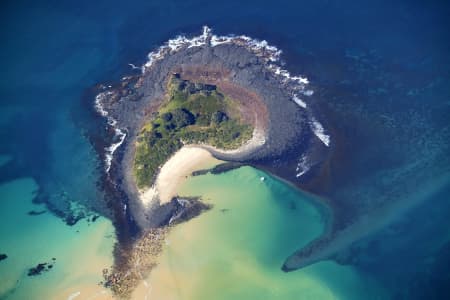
<box><xmin>93</xmin><ymin>27</ymin><xmax>333</xmax><ymax>297</ymax></box>
<box><xmin>134</xmin><ymin>74</ymin><xmax>253</xmax><ymax>200</ymax></box>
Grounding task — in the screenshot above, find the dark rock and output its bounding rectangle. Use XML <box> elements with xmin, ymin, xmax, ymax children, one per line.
<box><xmin>27</xmin><ymin>263</ymin><xmax>48</xmax><ymax>276</ymax></box>
<box><xmin>27</xmin><ymin>258</ymin><xmax>57</xmax><ymax>276</ymax></box>
<box><xmin>167</xmin><ymin>197</ymin><xmax>212</xmax><ymax>226</ymax></box>
<box><xmin>27</xmin><ymin>210</ymin><xmax>46</xmax><ymax>216</ymax></box>
<box><xmin>91</xmin><ymin>215</ymin><xmax>100</xmax><ymax>222</ymax></box>
<box><xmin>210</xmin><ymin>162</ymin><xmax>245</xmax><ymax>174</ymax></box>
<box><xmin>191</xmin><ymin>169</ymin><xmax>210</xmax><ymax>176</ymax></box>
<box><xmin>65</xmin><ymin>214</ymin><xmax>84</xmax><ymax>226</ymax></box>
<box><xmin>192</xmin><ymin>162</ymin><xmax>244</xmax><ymax>177</ymax></box>
<box><xmin>0</xmin><ymin>254</ymin><xmax>7</xmax><ymax>261</ymax></box>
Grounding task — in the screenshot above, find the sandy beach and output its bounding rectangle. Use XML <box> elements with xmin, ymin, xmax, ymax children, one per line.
<box><xmin>139</xmin><ymin>146</ymin><xmax>221</xmax><ymax>206</ymax></box>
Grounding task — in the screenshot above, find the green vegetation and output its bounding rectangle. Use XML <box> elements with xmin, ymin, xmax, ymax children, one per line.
<box><xmin>134</xmin><ymin>74</ymin><xmax>253</xmax><ymax>189</ymax></box>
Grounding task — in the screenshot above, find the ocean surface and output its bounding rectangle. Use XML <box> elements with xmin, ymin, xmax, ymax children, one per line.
<box><xmin>1</xmin><ymin>0</ymin><xmax>450</xmax><ymax>299</ymax></box>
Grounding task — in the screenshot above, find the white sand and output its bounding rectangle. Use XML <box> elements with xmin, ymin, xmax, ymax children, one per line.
<box><xmin>139</xmin><ymin>146</ymin><xmax>221</xmax><ymax>206</ymax></box>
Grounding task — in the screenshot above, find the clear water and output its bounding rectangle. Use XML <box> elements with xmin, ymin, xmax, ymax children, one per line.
<box><xmin>134</xmin><ymin>167</ymin><xmax>388</xmax><ymax>299</ymax></box>
<box><xmin>1</xmin><ymin>0</ymin><xmax>450</xmax><ymax>298</ymax></box>
<box><xmin>0</xmin><ymin>177</ymin><xmax>115</xmax><ymax>299</ymax></box>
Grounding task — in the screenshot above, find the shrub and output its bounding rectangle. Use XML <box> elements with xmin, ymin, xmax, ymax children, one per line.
<box><xmin>162</xmin><ymin>112</ymin><xmax>172</xmax><ymax>122</ymax></box>
<box><xmin>134</xmin><ymin>75</ymin><xmax>254</xmax><ymax>189</ymax></box>
<box><xmin>172</xmin><ymin>108</ymin><xmax>196</xmax><ymax>128</ymax></box>
<box><xmin>212</xmin><ymin>111</ymin><xmax>229</xmax><ymax>124</ymax></box>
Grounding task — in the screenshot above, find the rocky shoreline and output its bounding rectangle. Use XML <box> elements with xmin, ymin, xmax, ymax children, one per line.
<box><xmin>93</xmin><ymin>27</ymin><xmax>333</xmax><ymax>288</ymax></box>
<box><xmin>98</xmin><ymin>38</ymin><xmax>329</xmax><ymax>222</ymax></box>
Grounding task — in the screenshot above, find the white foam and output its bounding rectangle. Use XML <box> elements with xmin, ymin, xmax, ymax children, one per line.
<box><xmin>94</xmin><ymin>91</ymin><xmax>127</xmax><ymax>173</ymax></box>
<box><xmin>187</xmin><ymin>25</ymin><xmax>211</xmax><ymax>48</ymax></box>
<box><xmin>266</xmin><ymin>65</ymin><xmax>309</xmax><ymax>86</ymax></box>
<box><xmin>295</xmin><ymin>154</ymin><xmax>311</xmax><ymax>178</ymax></box>
<box><xmin>143</xmin><ymin>26</ymin><xmax>286</xmax><ymax>76</ymax></box>
<box><xmin>128</xmin><ymin>63</ymin><xmax>140</xmax><ymax>70</ymax></box>
<box><xmin>310</xmin><ymin>117</ymin><xmax>331</xmax><ymax>147</ymax></box>
<box><xmin>303</xmin><ymin>90</ymin><xmax>314</xmax><ymax>96</ymax></box>
<box><xmin>94</xmin><ymin>92</ymin><xmax>110</xmax><ymax>117</ymax></box>
<box><xmin>210</xmin><ymin>35</ymin><xmax>234</xmax><ymax>47</ymax></box>
<box><xmin>292</xmin><ymin>94</ymin><xmax>307</xmax><ymax>108</ymax></box>
<box><xmin>141</xmin><ymin>25</ymin><xmax>322</xmax><ymax>118</ymax></box>
<box><xmin>141</xmin><ymin>26</ymin><xmax>320</xmax><ymax>113</ymax></box>
<box><xmin>104</xmin><ymin>128</ymin><xmax>127</xmax><ymax>173</ymax></box>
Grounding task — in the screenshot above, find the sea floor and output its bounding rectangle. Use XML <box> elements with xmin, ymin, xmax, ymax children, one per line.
<box><xmin>0</xmin><ymin>176</ymin><xmax>116</xmax><ymax>300</ymax></box>
<box><xmin>133</xmin><ymin>167</ymin><xmax>390</xmax><ymax>300</ymax></box>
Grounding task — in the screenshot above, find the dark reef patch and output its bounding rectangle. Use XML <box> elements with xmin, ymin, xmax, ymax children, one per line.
<box><xmin>27</xmin><ymin>210</ymin><xmax>46</xmax><ymax>216</ymax></box>
<box><xmin>192</xmin><ymin>162</ymin><xmax>245</xmax><ymax>176</ymax></box>
<box><xmin>27</xmin><ymin>258</ymin><xmax>56</xmax><ymax>277</ymax></box>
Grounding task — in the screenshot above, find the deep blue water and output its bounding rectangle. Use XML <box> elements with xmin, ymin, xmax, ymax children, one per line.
<box><xmin>1</xmin><ymin>0</ymin><xmax>449</xmax><ymax>299</ymax></box>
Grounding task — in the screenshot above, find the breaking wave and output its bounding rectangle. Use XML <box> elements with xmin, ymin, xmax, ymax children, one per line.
<box><xmin>142</xmin><ymin>26</ymin><xmax>315</xmax><ymax>111</ymax></box>
<box><xmin>95</xmin><ymin>91</ymin><xmax>127</xmax><ymax>173</ymax></box>
<box><xmin>296</xmin><ymin>154</ymin><xmax>311</xmax><ymax>179</ymax></box>
<box><xmin>310</xmin><ymin>116</ymin><xmax>330</xmax><ymax>147</ymax></box>
<box><xmin>292</xmin><ymin>94</ymin><xmax>307</xmax><ymax>109</ymax></box>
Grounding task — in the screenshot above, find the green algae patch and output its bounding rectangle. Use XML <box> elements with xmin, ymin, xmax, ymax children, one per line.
<box><xmin>134</xmin><ymin>74</ymin><xmax>253</xmax><ymax>189</ymax></box>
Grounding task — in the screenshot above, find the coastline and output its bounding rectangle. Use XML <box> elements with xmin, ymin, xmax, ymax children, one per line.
<box><xmin>195</xmin><ymin>125</ymin><xmax>267</xmax><ymax>160</ymax></box>
<box><xmin>139</xmin><ymin>146</ymin><xmax>222</xmax><ymax>207</ymax></box>
<box><xmin>0</xmin><ymin>178</ymin><xmax>116</xmax><ymax>300</ymax></box>
<box><xmin>90</xmin><ymin>26</ymin><xmax>335</xmax><ymax>293</ymax></box>
<box><xmin>129</xmin><ymin>166</ymin><xmax>378</xmax><ymax>300</ymax></box>
<box><xmin>116</xmin><ymin>65</ymin><xmax>272</xmax><ymax>229</ymax></box>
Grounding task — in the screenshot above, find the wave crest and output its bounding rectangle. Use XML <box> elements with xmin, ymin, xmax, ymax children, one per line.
<box><xmin>310</xmin><ymin>117</ymin><xmax>330</xmax><ymax>147</ymax></box>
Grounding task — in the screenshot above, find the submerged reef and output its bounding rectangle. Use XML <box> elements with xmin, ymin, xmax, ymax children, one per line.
<box><xmin>27</xmin><ymin>258</ymin><xmax>56</xmax><ymax>277</ymax></box>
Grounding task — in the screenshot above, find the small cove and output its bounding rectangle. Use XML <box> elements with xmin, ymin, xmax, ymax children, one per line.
<box><xmin>133</xmin><ymin>166</ymin><xmax>389</xmax><ymax>299</ymax></box>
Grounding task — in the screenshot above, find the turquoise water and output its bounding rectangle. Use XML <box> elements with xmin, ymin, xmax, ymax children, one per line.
<box><xmin>0</xmin><ymin>155</ymin><xmax>12</xmax><ymax>168</ymax></box>
<box><xmin>137</xmin><ymin>167</ymin><xmax>389</xmax><ymax>299</ymax></box>
<box><xmin>1</xmin><ymin>0</ymin><xmax>450</xmax><ymax>298</ymax></box>
<box><xmin>0</xmin><ymin>176</ymin><xmax>115</xmax><ymax>299</ymax></box>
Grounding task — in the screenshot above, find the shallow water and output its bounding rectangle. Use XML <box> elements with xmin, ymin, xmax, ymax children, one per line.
<box><xmin>1</xmin><ymin>0</ymin><xmax>449</xmax><ymax>298</ymax></box>
<box><xmin>134</xmin><ymin>167</ymin><xmax>389</xmax><ymax>299</ymax></box>
<box><xmin>0</xmin><ymin>177</ymin><xmax>115</xmax><ymax>299</ymax></box>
